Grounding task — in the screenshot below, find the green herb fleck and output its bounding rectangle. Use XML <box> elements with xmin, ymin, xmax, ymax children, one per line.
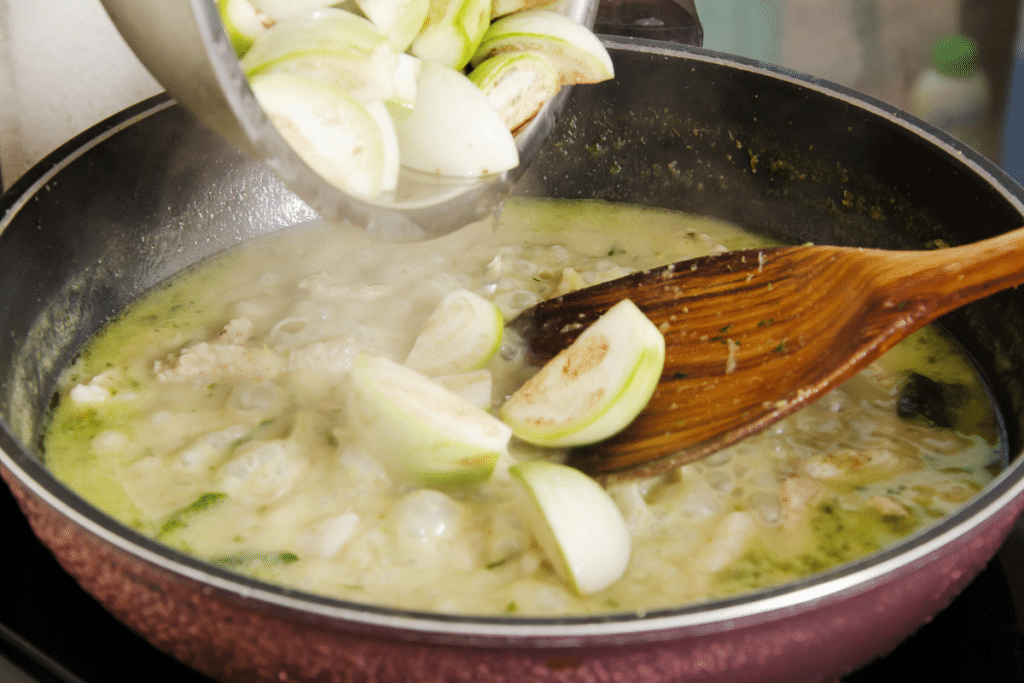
<box><xmin>158</xmin><ymin>492</ymin><xmax>227</xmax><ymax>537</ymax></box>
<box><xmin>186</xmin><ymin>492</ymin><xmax>226</xmax><ymax>512</ymax></box>
<box><xmin>160</xmin><ymin>519</ymin><xmax>184</xmax><ymax>535</ymax></box>
<box><xmin>208</xmin><ymin>551</ymin><xmax>301</xmax><ymax>571</ymax></box>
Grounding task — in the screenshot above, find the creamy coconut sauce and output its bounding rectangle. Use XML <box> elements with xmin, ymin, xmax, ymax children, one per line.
<box><xmin>42</xmin><ymin>198</ymin><xmax>1002</xmax><ymax>616</ymax></box>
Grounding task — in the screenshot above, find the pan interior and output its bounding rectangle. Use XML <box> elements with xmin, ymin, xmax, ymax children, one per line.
<box><xmin>2</xmin><ymin>41</ymin><xmax>1024</xmax><ymax>633</ymax></box>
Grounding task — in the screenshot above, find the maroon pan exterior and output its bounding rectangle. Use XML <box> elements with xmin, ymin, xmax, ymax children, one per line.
<box><xmin>3</xmin><ymin>40</ymin><xmax>1024</xmax><ymax>683</ymax></box>
<box><xmin>4</xmin><ymin>457</ymin><xmax>1024</xmax><ymax>683</ymax></box>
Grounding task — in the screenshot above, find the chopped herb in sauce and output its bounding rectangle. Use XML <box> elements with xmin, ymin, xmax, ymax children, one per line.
<box><xmin>40</xmin><ymin>199</ymin><xmax>1000</xmax><ymax>617</ymax></box>
<box><xmin>159</xmin><ymin>492</ymin><xmax>227</xmax><ymax>537</ymax></box>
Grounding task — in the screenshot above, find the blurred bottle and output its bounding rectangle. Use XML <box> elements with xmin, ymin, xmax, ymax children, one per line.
<box><xmin>909</xmin><ymin>34</ymin><xmax>992</xmax><ymax>153</ymax></box>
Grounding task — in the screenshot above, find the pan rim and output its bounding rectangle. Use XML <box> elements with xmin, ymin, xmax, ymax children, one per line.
<box><xmin>3</xmin><ymin>37</ymin><xmax>1024</xmax><ymax>646</ymax></box>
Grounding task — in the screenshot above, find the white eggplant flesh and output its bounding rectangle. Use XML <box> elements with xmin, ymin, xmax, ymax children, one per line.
<box><xmin>395</xmin><ymin>60</ymin><xmax>519</xmax><ymax>177</ymax></box>
<box><xmin>251</xmin><ymin>0</ymin><xmax>347</xmax><ymax>18</ymax></box>
<box><xmin>432</xmin><ymin>369</ymin><xmax>493</xmax><ymax>409</ymax></box>
<box><xmin>390</xmin><ymin>52</ymin><xmax>422</xmax><ymax>111</ymax></box>
<box><xmin>242</xmin><ymin>8</ymin><xmax>399</xmax><ymax>104</ymax></box>
<box><xmin>499</xmin><ymin>299</ymin><xmax>665</xmax><ymax>447</ymax></box>
<box><xmin>355</xmin><ymin>0</ymin><xmax>431</xmax><ymax>52</ymax></box>
<box><xmin>363</xmin><ymin>101</ymin><xmax>401</xmax><ymax>192</ymax></box>
<box><xmin>404</xmin><ymin>288</ymin><xmax>503</xmax><ymax>376</ymax></box>
<box><xmin>249</xmin><ymin>72</ymin><xmax>399</xmax><ymax>199</ymax></box>
<box><xmin>491</xmin><ymin>0</ymin><xmax>557</xmax><ymax>18</ymax></box>
<box><xmin>348</xmin><ymin>353</ymin><xmax>511</xmax><ymax>486</ymax></box>
<box><xmin>218</xmin><ymin>0</ymin><xmax>275</xmax><ymax>56</ymax></box>
<box><xmin>471</xmin><ymin>9</ymin><xmax>614</xmax><ymax>85</ymax></box>
<box><xmin>510</xmin><ymin>460</ymin><xmax>631</xmax><ymax>595</ymax></box>
<box><xmin>468</xmin><ymin>51</ymin><xmax>560</xmax><ymax>132</ymax></box>
<box><xmin>409</xmin><ymin>0</ymin><xmax>492</xmax><ymax>70</ymax></box>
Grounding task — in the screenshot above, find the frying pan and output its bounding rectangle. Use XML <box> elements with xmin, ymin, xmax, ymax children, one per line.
<box><xmin>2</xmin><ymin>38</ymin><xmax>1024</xmax><ymax>682</ymax></box>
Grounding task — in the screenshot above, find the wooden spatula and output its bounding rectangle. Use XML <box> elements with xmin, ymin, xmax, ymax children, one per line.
<box><xmin>509</xmin><ymin>228</ymin><xmax>1024</xmax><ymax>481</ymax></box>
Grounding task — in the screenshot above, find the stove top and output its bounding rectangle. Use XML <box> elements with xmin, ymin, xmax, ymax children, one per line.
<box><xmin>2</xmin><ymin>482</ymin><xmax>1022</xmax><ymax>683</ymax></box>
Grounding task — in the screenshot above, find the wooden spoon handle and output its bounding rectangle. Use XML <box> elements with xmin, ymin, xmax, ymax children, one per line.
<box><xmin>866</xmin><ymin>226</ymin><xmax>1024</xmax><ymax>313</ymax></box>
<box><xmin>515</xmin><ymin>227</ymin><xmax>1024</xmax><ymax>481</ymax></box>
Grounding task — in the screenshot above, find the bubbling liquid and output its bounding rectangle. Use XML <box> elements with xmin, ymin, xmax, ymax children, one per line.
<box><xmin>42</xmin><ymin>198</ymin><xmax>1002</xmax><ymax>616</ymax></box>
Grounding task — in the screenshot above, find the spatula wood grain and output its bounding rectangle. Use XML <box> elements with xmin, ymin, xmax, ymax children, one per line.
<box><xmin>509</xmin><ymin>228</ymin><xmax>1024</xmax><ymax>481</ymax></box>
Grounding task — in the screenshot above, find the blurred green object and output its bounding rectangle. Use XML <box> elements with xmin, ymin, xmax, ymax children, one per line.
<box><xmin>933</xmin><ymin>33</ymin><xmax>981</xmax><ymax>78</ymax></box>
<box><xmin>909</xmin><ymin>32</ymin><xmax>991</xmax><ymax>153</ymax></box>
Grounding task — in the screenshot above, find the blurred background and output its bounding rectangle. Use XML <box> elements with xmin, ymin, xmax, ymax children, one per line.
<box><xmin>694</xmin><ymin>0</ymin><xmax>1023</xmax><ymax>174</ymax></box>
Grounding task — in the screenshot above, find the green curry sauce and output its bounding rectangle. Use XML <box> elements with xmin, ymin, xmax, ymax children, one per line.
<box><xmin>42</xmin><ymin>198</ymin><xmax>1002</xmax><ymax>615</ymax></box>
